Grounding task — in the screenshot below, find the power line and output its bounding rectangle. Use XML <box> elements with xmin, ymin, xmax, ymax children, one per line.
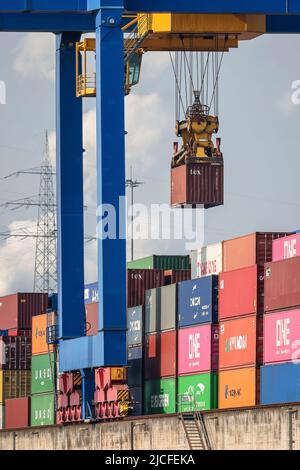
<box><xmin>125</xmin><ymin>166</ymin><xmax>144</xmax><ymax>262</ymax></box>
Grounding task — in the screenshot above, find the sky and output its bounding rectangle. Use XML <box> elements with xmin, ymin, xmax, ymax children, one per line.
<box><xmin>0</xmin><ymin>31</ymin><xmax>299</xmax><ymax>294</ymax></box>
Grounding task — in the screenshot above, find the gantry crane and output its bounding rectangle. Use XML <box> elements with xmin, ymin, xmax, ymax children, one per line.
<box><xmin>0</xmin><ymin>1</ymin><xmax>300</xmax><ymax>419</ymax></box>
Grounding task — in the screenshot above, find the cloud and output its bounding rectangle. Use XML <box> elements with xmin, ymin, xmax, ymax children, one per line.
<box><xmin>277</xmin><ymin>89</ymin><xmax>298</xmax><ymax>116</ymax></box>
<box><xmin>13</xmin><ymin>33</ymin><xmax>55</xmax><ymax>82</ymax></box>
<box><xmin>0</xmin><ymin>220</ymin><xmax>36</xmax><ymax>295</ymax></box>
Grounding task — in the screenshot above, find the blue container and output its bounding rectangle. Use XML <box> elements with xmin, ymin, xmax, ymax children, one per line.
<box><xmin>129</xmin><ymin>386</ymin><xmax>143</xmax><ymax>416</ymax></box>
<box><xmin>48</xmin><ymin>293</ymin><xmax>58</xmax><ymax>312</ymax></box>
<box><xmin>177</xmin><ymin>276</ymin><xmax>218</xmax><ymax>327</ymax></box>
<box><xmin>261</xmin><ymin>363</ymin><xmax>300</xmax><ymax>405</ymax></box>
<box><xmin>84</xmin><ymin>282</ymin><xmax>99</xmax><ymax>304</ymax></box>
<box><xmin>128</xmin><ymin>346</ymin><xmax>143</xmax><ymax>387</ymax></box>
<box><xmin>127</xmin><ymin>306</ymin><xmax>143</xmax><ymax>347</ymax></box>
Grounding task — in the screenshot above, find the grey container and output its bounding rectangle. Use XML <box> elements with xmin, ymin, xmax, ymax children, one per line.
<box><xmin>160</xmin><ymin>284</ymin><xmax>177</xmax><ymax>331</ymax></box>
<box><xmin>127</xmin><ymin>306</ymin><xmax>143</xmax><ymax>347</ymax></box>
<box><xmin>128</xmin><ymin>346</ymin><xmax>143</xmax><ymax>387</ymax></box>
<box><xmin>145</xmin><ymin>285</ymin><xmax>177</xmax><ymax>333</ymax></box>
<box><xmin>145</xmin><ymin>288</ymin><xmax>161</xmax><ymax>334</ymax></box>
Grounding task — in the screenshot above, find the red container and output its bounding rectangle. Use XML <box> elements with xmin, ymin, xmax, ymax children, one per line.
<box><xmin>85</xmin><ymin>303</ymin><xmax>98</xmax><ymax>336</ymax></box>
<box><xmin>178</xmin><ymin>324</ymin><xmax>219</xmax><ymax>375</ymax></box>
<box><xmin>127</xmin><ymin>269</ymin><xmax>165</xmax><ymax>308</ymax></box>
<box><xmin>164</xmin><ymin>269</ymin><xmax>191</xmax><ymax>285</ymax></box>
<box><xmin>223</xmin><ymin>232</ymin><xmax>290</xmax><ymax>272</ymax></box>
<box><xmin>0</xmin><ymin>293</ymin><xmax>48</xmax><ymax>330</ymax></box>
<box><xmin>219</xmin><ymin>265</ymin><xmax>264</xmax><ymax>320</ymax></box>
<box><xmin>219</xmin><ymin>316</ymin><xmax>263</xmax><ymax>370</ymax></box>
<box><xmin>8</xmin><ymin>330</ymin><xmax>32</xmax><ymax>337</ymax></box>
<box><xmin>5</xmin><ymin>397</ymin><xmax>30</xmax><ymax>429</ymax></box>
<box><xmin>145</xmin><ymin>330</ymin><xmax>176</xmax><ymax>379</ymax></box>
<box><xmin>265</xmin><ymin>257</ymin><xmax>300</xmax><ymax>312</ymax></box>
<box><xmin>171</xmin><ymin>159</ymin><xmax>224</xmax><ymax>209</ymax></box>
<box><xmin>0</xmin><ymin>336</ymin><xmax>31</xmax><ymax>370</ymax></box>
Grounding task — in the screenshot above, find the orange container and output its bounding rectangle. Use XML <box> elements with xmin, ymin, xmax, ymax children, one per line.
<box><xmin>222</xmin><ymin>232</ymin><xmax>289</xmax><ymax>272</ymax></box>
<box><xmin>218</xmin><ymin>367</ymin><xmax>259</xmax><ymax>409</ymax></box>
<box><xmin>219</xmin><ymin>316</ymin><xmax>263</xmax><ymax>370</ymax></box>
<box><xmin>32</xmin><ymin>314</ymin><xmax>53</xmax><ymax>356</ymax></box>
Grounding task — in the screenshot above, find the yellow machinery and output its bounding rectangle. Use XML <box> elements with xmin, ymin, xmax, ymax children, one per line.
<box><xmin>173</xmin><ymin>91</ymin><xmax>221</xmax><ymax>166</ymax></box>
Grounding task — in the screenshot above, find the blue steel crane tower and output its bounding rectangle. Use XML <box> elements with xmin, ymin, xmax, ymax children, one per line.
<box><xmin>0</xmin><ymin>0</ymin><xmax>300</xmax><ymax>419</ymax></box>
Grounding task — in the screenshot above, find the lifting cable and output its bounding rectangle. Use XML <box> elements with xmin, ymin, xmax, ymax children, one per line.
<box><xmin>169</xmin><ymin>35</ymin><xmax>227</xmax><ymax>121</ymax></box>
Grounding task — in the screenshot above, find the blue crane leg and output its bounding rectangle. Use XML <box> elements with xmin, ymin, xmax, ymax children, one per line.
<box><xmin>80</xmin><ymin>368</ymin><xmax>95</xmax><ymax>420</ymax></box>
<box><xmin>56</xmin><ymin>33</ymin><xmax>85</xmax><ymax>340</ymax></box>
<box><xmin>96</xmin><ymin>8</ymin><xmax>127</xmax><ymax>360</ymax></box>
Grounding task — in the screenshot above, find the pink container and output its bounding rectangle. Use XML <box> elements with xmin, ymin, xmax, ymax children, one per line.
<box><xmin>272</xmin><ymin>234</ymin><xmax>300</xmax><ymax>262</ymax></box>
<box><xmin>264</xmin><ymin>309</ymin><xmax>300</xmax><ymax>364</ymax></box>
<box><xmin>178</xmin><ymin>324</ymin><xmax>219</xmax><ymax>375</ymax></box>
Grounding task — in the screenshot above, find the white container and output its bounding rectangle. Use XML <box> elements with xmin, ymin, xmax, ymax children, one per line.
<box><xmin>191</xmin><ymin>242</ymin><xmax>223</xmax><ymax>279</ymax></box>
<box><xmin>0</xmin><ymin>405</ymin><xmax>4</xmax><ymax>429</ymax></box>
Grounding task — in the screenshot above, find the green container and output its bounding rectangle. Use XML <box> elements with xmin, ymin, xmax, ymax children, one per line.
<box><xmin>31</xmin><ymin>353</ymin><xmax>55</xmax><ymax>394</ymax></box>
<box><xmin>127</xmin><ymin>255</ymin><xmax>190</xmax><ymax>271</ymax></box>
<box><xmin>178</xmin><ymin>373</ymin><xmax>218</xmax><ymax>412</ymax></box>
<box><xmin>31</xmin><ymin>393</ymin><xmax>55</xmax><ymax>427</ymax></box>
<box><xmin>144</xmin><ymin>378</ymin><xmax>176</xmax><ymax>415</ymax></box>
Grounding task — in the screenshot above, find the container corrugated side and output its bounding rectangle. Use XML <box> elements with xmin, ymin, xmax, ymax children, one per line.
<box><xmin>128</xmin><ymin>255</ymin><xmax>190</xmax><ymax>271</ymax></box>
<box><xmin>222</xmin><ymin>232</ymin><xmax>290</xmax><ymax>272</ymax></box>
<box><xmin>218</xmin><ymin>367</ymin><xmax>259</xmax><ymax>409</ymax></box>
<box><xmin>177</xmin><ymin>372</ymin><xmax>218</xmax><ymax>412</ymax></box>
<box><xmin>0</xmin><ymin>293</ymin><xmax>48</xmax><ymax>331</ymax></box>
<box><xmin>144</xmin><ymin>378</ymin><xmax>176</xmax><ymax>415</ymax></box>
<box><xmin>31</xmin><ymin>353</ymin><xmax>55</xmax><ymax>395</ymax></box>
<box><xmin>32</xmin><ymin>314</ymin><xmax>54</xmax><ymax>356</ymax></box>
<box><xmin>0</xmin><ymin>336</ymin><xmax>31</xmax><ymax>370</ymax></box>
<box><xmin>127</xmin><ymin>305</ymin><xmax>143</xmax><ymax>347</ymax></box>
<box><xmin>30</xmin><ymin>393</ymin><xmax>55</xmax><ymax>427</ymax></box>
<box><xmin>127</xmin><ymin>269</ymin><xmax>165</xmax><ymax>308</ymax></box>
<box><xmin>191</xmin><ymin>242</ymin><xmax>223</xmax><ymax>279</ymax></box>
<box><xmin>129</xmin><ymin>386</ymin><xmax>143</xmax><ymax>416</ymax></box>
<box><xmin>272</xmin><ymin>234</ymin><xmax>300</xmax><ymax>262</ymax></box>
<box><xmin>5</xmin><ymin>397</ymin><xmax>30</xmax><ymax>429</ymax></box>
<box><xmin>260</xmin><ymin>363</ymin><xmax>300</xmax><ymax>405</ymax></box>
<box><xmin>264</xmin><ymin>309</ymin><xmax>300</xmax><ymax>364</ymax></box>
<box><xmin>144</xmin><ymin>331</ymin><xmax>177</xmax><ymax>379</ymax></box>
<box><xmin>265</xmin><ymin>257</ymin><xmax>300</xmax><ymax>312</ymax></box>
<box><xmin>178</xmin><ymin>276</ymin><xmax>218</xmax><ymax>327</ymax></box>
<box><xmin>0</xmin><ymin>370</ymin><xmax>31</xmax><ymax>403</ymax></box>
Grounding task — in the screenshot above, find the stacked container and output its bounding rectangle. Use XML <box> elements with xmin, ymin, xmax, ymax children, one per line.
<box><xmin>144</xmin><ymin>284</ymin><xmax>177</xmax><ymax>415</ymax></box>
<box><xmin>218</xmin><ymin>232</ymin><xmax>288</xmax><ymax>409</ymax></box>
<box><xmin>84</xmin><ymin>282</ymin><xmax>99</xmax><ymax>336</ymax></box>
<box><xmin>127</xmin><ymin>305</ymin><xmax>144</xmax><ymax>416</ymax></box>
<box><xmin>261</xmin><ymin>233</ymin><xmax>300</xmax><ymax>405</ymax></box>
<box><xmin>31</xmin><ymin>314</ymin><xmax>56</xmax><ymax>426</ymax></box>
<box><xmin>177</xmin><ymin>276</ymin><xmax>219</xmax><ymax>412</ymax></box>
<box><xmin>190</xmin><ymin>242</ymin><xmax>223</xmax><ymax>279</ymax></box>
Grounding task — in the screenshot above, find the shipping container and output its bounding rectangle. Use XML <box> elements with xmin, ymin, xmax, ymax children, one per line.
<box><xmin>171</xmin><ymin>160</ymin><xmax>224</xmax><ymax>209</ymax></box>
<box><xmin>222</xmin><ymin>232</ymin><xmax>289</xmax><ymax>272</ymax></box>
<box><xmin>191</xmin><ymin>243</ymin><xmax>223</xmax><ymax>279</ymax></box>
<box><xmin>0</xmin><ymin>293</ymin><xmax>48</xmax><ymax>331</ymax></box>
<box><xmin>144</xmin><ymin>378</ymin><xmax>176</xmax><ymax>415</ymax></box>
<box><xmin>31</xmin><ymin>393</ymin><xmax>55</xmax><ymax>427</ymax></box>
<box><xmin>145</xmin><ymin>288</ymin><xmax>161</xmax><ymax>334</ymax></box>
<box><xmin>0</xmin><ymin>405</ymin><xmax>3</xmax><ymax>429</ymax></box>
<box><xmin>0</xmin><ymin>370</ymin><xmax>31</xmax><ymax>403</ymax></box>
<box><xmin>146</xmin><ymin>285</ymin><xmax>176</xmax><ymax>334</ymax></box>
<box><xmin>5</xmin><ymin>397</ymin><xmax>30</xmax><ymax>429</ymax></box>
<box><xmin>265</xmin><ymin>257</ymin><xmax>300</xmax><ymax>312</ymax></box>
<box><xmin>178</xmin><ymin>324</ymin><xmax>219</xmax><ymax>375</ymax></box>
<box><xmin>127</xmin><ymin>255</ymin><xmax>190</xmax><ymax>271</ymax></box>
<box><xmin>31</xmin><ymin>353</ymin><xmax>55</xmax><ymax>395</ymax></box>
<box><xmin>127</xmin><ymin>269</ymin><xmax>165</xmax><ymax>308</ymax></box>
<box><xmin>218</xmin><ymin>367</ymin><xmax>259</xmax><ymax>409</ymax></box>
<box><xmin>272</xmin><ymin>234</ymin><xmax>300</xmax><ymax>262</ymax></box>
<box><xmin>84</xmin><ymin>282</ymin><xmax>99</xmax><ymax>304</ymax></box>
<box><xmin>264</xmin><ymin>309</ymin><xmax>300</xmax><ymax>364</ymax></box>
<box><xmin>177</xmin><ymin>372</ymin><xmax>218</xmax><ymax>412</ymax></box>
<box><xmin>129</xmin><ymin>386</ymin><xmax>143</xmax><ymax>416</ymax></box>
<box><xmin>164</xmin><ymin>269</ymin><xmax>191</xmax><ymax>285</ymax></box>
<box><xmin>0</xmin><ymin>336</ymin><xmax>31</xmax><ymax>370</ymax></box>
<box><xmin>128</xmin><ymin>346</ymin><xmax>143</xmax><ymax>387</ymax></box>
<box><xmin>260</xmin><ymin>363</ymin><xmax>300</xmax><ymax>405</ymax></box>
<box><xmin>127</xmin><ymin>306</ymin><xmax>143</xmax><ymax>347</ymax></box>
<box><xmin>48</xmin><ymin>293</ymin><xmax>58</xmax><ymax>312</ymax></box>
<box><xmin>145</xmin><ymin>331</ymin><xmax>176</xmax><ymax>379</ymax></box>
<box><xmin>219</xmin><ymin>265</ymin><xmax>264</xmax><ymax>319</ymax></box>
<box><xmin>32</xmin><ymin>314</ymin><xmax>54</xmax><ymax>356</ymax></box>
<box><xmin>219</xmin><ymin>316</ymin><xmax>263</xmax><ymax>370</ymax></box>
<box><xmin>178</xmin><ymin>276</ymin><xmax>218</xmax><ymax>328</ymax></box>
<box><xmin>85</xmin><ymin>303</ymin><xmax>99</xmax><ymax>336</ymax></box>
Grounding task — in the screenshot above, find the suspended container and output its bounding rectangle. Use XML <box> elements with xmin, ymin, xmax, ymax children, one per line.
<box><xmin>127</xmin><ymin>255</ymin><xmax>190</xmax><ymax>270</ymax></box>
<box><xmin>171</xmin><ymin>158</ymin><xmax>224</xmax><ymax>209</ymax></box>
